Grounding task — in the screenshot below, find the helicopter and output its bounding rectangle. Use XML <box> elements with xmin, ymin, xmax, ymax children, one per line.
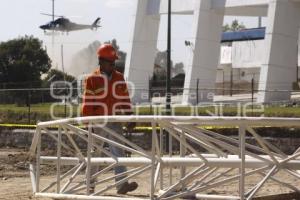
<box><xmin>39</xmin><ymin>14</ymin><xmax>101</xmax><ymax>33</ymax></box>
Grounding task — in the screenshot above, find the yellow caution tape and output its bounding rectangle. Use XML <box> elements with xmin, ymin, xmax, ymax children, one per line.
<box><xmin>0</xmin><ymin>123</ymin><xmax>236</xmax><ymax>130</ymax></box>
<box><xmin>0</xmin><ymin>124</ymin><xmax>37</xmax><ymax>128</ymax></box>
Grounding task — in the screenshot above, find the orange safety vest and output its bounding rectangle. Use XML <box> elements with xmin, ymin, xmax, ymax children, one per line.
<box><xmin>81</xmin><ymin>68</ymin><xmax>132</xmax><ymax>116</ymax></box>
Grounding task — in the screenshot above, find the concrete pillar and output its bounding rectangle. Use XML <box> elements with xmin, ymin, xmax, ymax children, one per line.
<box><xmin>182</xmin><ymin>0</ymin><xmax>225</xmax><ymax>105</ymax></box>
<box><xmin>124</xmin><ymin>0</ymin><xmax>161</xmax><ymax>104</ymax></box>
<box><xmin>257</xmin><ymin>0</ymin><xmax>300</xmax><ymax>103</ymax></box>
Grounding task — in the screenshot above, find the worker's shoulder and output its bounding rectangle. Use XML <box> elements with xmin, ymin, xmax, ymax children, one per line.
<box><xmin>113</xmin><ymin>70</ymin><xmax>125</xmax><ymax>79</ymax></box>
<box><xmin>92</xmin><ymin>68</ymin><xmax>101</xmax><ymax>76</ymax></box>
<box><xmin>86</xmin><ymin>68</ymin><xmax>100</xmax><ymax>79</ymax></box>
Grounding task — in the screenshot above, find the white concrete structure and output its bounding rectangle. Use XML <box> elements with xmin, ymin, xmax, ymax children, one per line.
<box><xmin>257</xmin><ymin>1</ymin><xmax>300</xmax><ymax>102</ymax></box>
<box><xmin>125</xmin><ymin>0</ymin><xmax>300</xmax><ymax>104</ymax></box>
<box><xmin>181</xmin><ymin>0</ymin><xmax>226</xmax><ymax>105</ymax></box>
<box><xmin>124</xmin><ymin>0</ymin><xmax>161</xmax><ymax>103</ymax></box>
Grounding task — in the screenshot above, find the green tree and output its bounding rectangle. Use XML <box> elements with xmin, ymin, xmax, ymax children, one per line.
<box><xmin>0</xmin><ymin>36</ymin><xmax>51</xmax><ymax>104</ymax></box>
<box><xmin>44</xmin><ymin>69</ymin><xmax>76</xmax><ymax>83</ymax></box>
<box><xmin>223</xmin><ymin>19</ymin><xmax>246</xmax><ymax>32</ymax></box>
<box><xmin>42</xmin><ymin>69</ymin><xmax>77</xmax><ymax>103</ymax></box>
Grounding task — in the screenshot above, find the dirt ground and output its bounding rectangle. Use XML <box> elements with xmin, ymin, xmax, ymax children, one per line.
<box><xmin>0</xmin><ymin>148</ymin><xmax>48</xmax><ymax>200</ymax></box>
<box><xmin>1</xmin><ymin>148</ymin><xmax>300</xmax><ymax>200</ymax></box>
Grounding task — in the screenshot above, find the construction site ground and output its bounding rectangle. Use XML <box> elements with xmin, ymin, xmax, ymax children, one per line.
<box><xmin>1</xmin><ymin>148</ymin><xmax>300</xmax><ymax>200</ymax></box>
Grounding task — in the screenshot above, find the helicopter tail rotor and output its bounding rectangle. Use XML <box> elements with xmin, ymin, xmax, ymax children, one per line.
<box><xmin>91</xmin><ymin>17</ymin><xmax>101</xmax><ymax>30</ymax></box>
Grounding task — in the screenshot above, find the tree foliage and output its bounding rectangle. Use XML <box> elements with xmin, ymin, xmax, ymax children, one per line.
<box><xmin>0</xmin><ymin>36</ymin><xmax>51</xmax><ymax>104</ymax></box>
<box><xmin>44</xmin><ymin>69</ymin><xmax>76</xmax><ymax>83</ymax></box>
<box><xmin>0</xmin><ymin>36</ymin><xmax>51</xmax><ymax>85</ymax></box>
<box><xmin>223</xmin><ymin>19</ymin><xmax>246</xmax><ymax>32</ymax></box>
<box><xmin>42</xmin><ymin>69</ymin><xmax>77</xmax><ymax>103</ymax></box>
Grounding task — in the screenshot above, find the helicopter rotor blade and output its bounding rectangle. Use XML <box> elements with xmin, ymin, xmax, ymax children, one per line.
<box><xmin>40</xmin><ymin>12</ymin><xmax>64</xmax><ymax>18</ymax></box>
<box><xmin>66</xmin><ymin>15</ymin><xmax>82</xmax><ymax>19</ymax></box>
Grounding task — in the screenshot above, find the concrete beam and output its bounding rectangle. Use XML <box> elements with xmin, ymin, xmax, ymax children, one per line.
<box><xmin>223</xmin><ymin>0</ymin><xmax>269</xmax><ymax>16</ymax></box>
<box><xmin>225</xmin><ymin>5</ymin><xmax>268</xmax><ymax>16</ymax></box>
<box><xmin>159</xmin><ymin>0</ymin><xmax>194</xmax><ymax>15</ymax></box>
<box><xmin>159</xmin><ymin>0</ymin><xmax>268</xmax><ymax>16</ymax></box>
<box><xmin>225</xmin><ymin>0</ymin><xmax>269</xmax><ymax>8</ymax></box>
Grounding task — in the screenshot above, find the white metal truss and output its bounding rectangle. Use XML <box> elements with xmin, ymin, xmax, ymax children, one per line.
<box><xmin>29</xmin><ymin>116</ymin><xmax>300</xmax><ymax>200</ymax></box>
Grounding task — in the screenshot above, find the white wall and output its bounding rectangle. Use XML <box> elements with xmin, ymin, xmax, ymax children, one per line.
<box><xmin>220</xmin><ymin>46</ymin><xmax>232</xmax><ymax>65</ymax></box>
<box><xmin>231</xmin><ymin>40</ymin><xmax>265</xmax><ymax>68</ymax></box>
<box><xmin>216</xmin><ymin>67</ymin><xmax>260</xmax><ymax>83</ymax></box>
<box><xmin>220</xmin><ymin>37</ymin><xmax>300</xmax><ymax>68</ymax></box>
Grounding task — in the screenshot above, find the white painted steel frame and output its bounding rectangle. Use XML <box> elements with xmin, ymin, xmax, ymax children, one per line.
<box><xmin>29</xmin><ymin>116</ymin><xmax>300</xmax><ymax>200</ymax></box>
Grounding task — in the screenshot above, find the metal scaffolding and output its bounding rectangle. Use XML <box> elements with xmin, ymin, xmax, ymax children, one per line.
<box><xmin>29</xmin><ymin>116</ymin><xmax>300</xmax><ymax>199</ymax></box>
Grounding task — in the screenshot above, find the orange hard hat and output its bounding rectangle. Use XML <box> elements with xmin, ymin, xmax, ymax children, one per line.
<box><xmin>97</xmin><ymin>44</ymin><xmax>119</xmax><ymax>62</ymax></box>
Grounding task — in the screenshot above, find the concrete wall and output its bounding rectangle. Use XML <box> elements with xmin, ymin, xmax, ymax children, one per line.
<box><xmin>216</xmin><ymin>67</ymin><xmax>260</xmax><ymax>84</ymax></box>
<box><xmin>231</xmin><ymin>40</ymin><xmax>265</xmax><ymax>69</ymax></box>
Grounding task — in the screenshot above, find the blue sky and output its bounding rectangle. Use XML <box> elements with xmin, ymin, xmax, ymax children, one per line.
<box><xmin>0</xmin><ymin>0</ymin><xmax>265</xmax><ymax>73</ymax></box>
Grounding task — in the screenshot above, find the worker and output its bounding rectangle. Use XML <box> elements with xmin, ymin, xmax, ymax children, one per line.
<box><xmin>82</xmin><ymin>43</ymin><xmax>138</xmax><ymax>194</ymax></box>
